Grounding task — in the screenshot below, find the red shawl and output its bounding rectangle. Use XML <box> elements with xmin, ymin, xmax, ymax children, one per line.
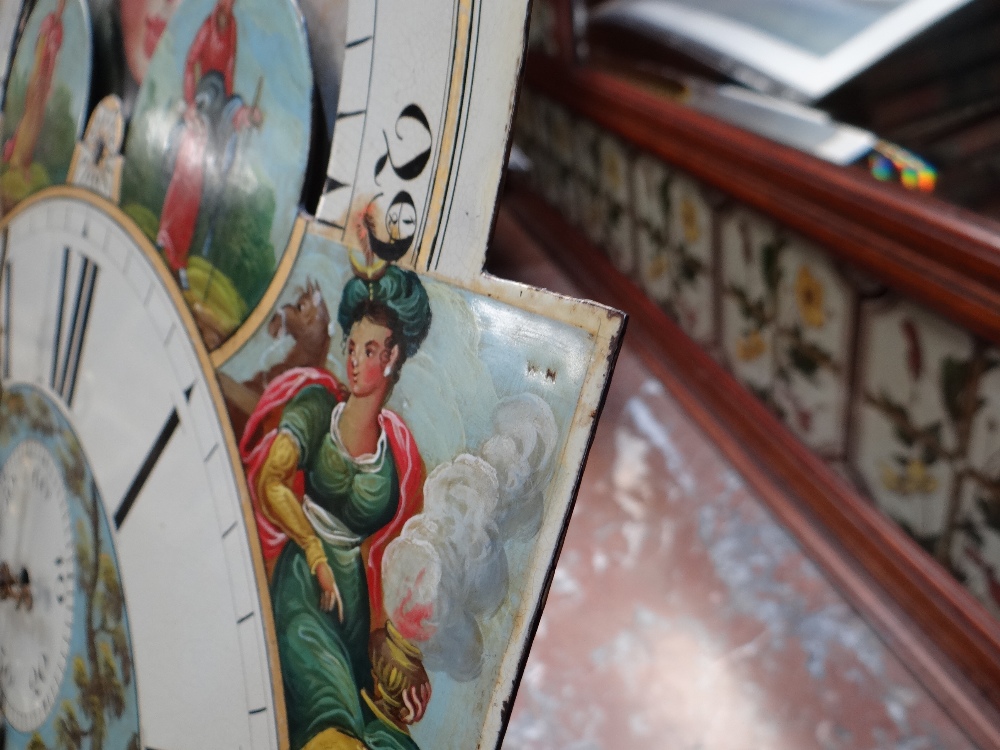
<box><xmin>239</xmin><ymin>367</ymin><xmax>423</xmax><ymax>626</ymax></box>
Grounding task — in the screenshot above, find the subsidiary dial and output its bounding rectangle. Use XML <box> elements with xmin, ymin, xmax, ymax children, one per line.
<box><xmin>0</xmin><ymin>440</ymin><xmax>75</xmax><ymax>733</ymax></box>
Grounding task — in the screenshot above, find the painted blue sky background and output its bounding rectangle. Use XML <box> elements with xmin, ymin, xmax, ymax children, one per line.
<box><xmin>6</xmin><ymin>0</ymin><xmax>92</xmax><ymax>136</ymax></box>
<box><xmin>128</xmin><ymin>0</ymin><xmax>312</xmax><ymax>259</ymax></box>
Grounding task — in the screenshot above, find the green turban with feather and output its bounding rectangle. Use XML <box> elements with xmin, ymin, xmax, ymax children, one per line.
<box><xmin>337</xmin><ymin>265</ymin><xmax>432</xmax><ymax>359</ymax></box>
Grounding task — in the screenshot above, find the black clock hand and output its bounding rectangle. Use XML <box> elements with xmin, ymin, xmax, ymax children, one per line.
<box><xmin>114</xmin><ymin>408</ymin><xmax>180</xmax><ymax>529</ymax></box>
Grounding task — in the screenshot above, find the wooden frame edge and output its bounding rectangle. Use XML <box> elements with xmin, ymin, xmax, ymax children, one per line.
<box><xmin>522</xmin><ymin>54</ymin><xmax>1000</xmax><ymax>346</ymax></box>
<box><xmin>500</xmin><ymin>184</ymin><xmax>1000</xmax><ymax>749</ymax></box>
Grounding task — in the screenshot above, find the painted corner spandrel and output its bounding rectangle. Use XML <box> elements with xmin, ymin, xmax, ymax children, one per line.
<box><xmin>216</xmin><ymin>224</ymin><xmax>621</xmax><ymax>750</ymax></box>
<box><xmin>0</xmin><ymin>0</ymin><xmax>91</xmax><ymax>213</ymax></box>
<box><xmin>120</xmin><ymin>0</ymin><xmax>313</xmax><ymax>352</ymax></box>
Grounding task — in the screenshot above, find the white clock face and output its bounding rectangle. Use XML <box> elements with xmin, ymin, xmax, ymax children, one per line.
<box><xmin>0</xmin><ymin>190</ymin><xmax>278</xmax><ymax>750</ymax></box>
<box><xmin>0</xmin><ymin>440</ymin><xmax>75</xmax><ymax>733</ymax></box>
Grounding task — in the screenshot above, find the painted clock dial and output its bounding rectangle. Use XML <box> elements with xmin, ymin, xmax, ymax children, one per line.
<box><xmin>0</xmin><ymin>384</ymin><xmax>138</xmax><ymax>750</ymax></box>
<box><xmin>0</xmin><ymin>189</ymin><xmax>280</xmax><ymax>750</ymax></box>
<box><xmin>0</xmin><ymin>437</ymin><xmax>75</xmax><ymax>734</ymax></box>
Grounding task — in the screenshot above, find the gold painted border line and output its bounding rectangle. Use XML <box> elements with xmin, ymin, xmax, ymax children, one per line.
<box><xmin>412</xmin><ymin>0</ymin><xmax>474</xmax><ymax>270</ymax></box>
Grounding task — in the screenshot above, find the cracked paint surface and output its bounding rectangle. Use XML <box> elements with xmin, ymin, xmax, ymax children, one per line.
<box><xmin>490</xmin><ymin>226</ymin><xmax>976</xmax><ymax>750</ymax></box>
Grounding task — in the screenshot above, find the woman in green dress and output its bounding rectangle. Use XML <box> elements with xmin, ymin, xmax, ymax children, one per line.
<box><xmin>243</xmin><ymin>266</ymin><xmax>433</xmax><ymax>750</ymax></box>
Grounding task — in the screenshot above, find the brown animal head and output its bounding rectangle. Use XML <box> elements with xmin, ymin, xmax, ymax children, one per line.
<box><xmin>235</xmin><ymin>280</ymin><xmax>333</xmax><ymax>432</ymax></box>
<box><xmin>270</xmin><ymin>278</ymin><xmax>331</xmax><ymax>344</ymax></box>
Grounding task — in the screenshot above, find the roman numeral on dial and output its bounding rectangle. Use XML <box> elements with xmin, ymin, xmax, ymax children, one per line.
<box><xmin>50</xmin><ymin>247</ymin><xmax>99</xmax><ymax>406</ymax></box>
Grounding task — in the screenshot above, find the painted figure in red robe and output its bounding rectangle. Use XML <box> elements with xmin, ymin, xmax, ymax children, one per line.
<box><xmin>3</xmin><ymin>0</ymin><xmax>66</xmax><ymax>177</ymax></box>
<box><xmin>157</xmin><ymin>0</ymin><xmax>261</xmax><ymax>289</ymax></box>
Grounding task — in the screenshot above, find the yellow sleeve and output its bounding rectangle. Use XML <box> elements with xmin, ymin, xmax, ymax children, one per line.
<box><xmin>257</xmin><ymin>431</ymin><xmax>327</xmax><ymax>573</ymax></box>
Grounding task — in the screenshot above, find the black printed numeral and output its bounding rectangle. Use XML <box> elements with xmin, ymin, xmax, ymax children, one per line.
<box><xmin>114</xmin><ymin>409</ymin><xmax>180</xmax><ymax>530</ymax></box>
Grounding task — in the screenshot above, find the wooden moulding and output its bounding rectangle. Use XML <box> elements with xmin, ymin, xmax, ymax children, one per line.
<box><xmin>500</xmin><ymin>185</ymin><xmax>1000</xmax><ymax>749</ymax></box>
<box><xmin>523</xmin><ymin>53</ymin><xmax>1000</xmax><ymax>347</ymax></box>
<box><xmin>551</xmin><ymin>0</ymin><xmax>577</xmax><ymax>66</ymax></box>
<box><xmin>523</xmin><ymin>0</ymin><xmax>577</xmax><ymax>67</ymax></box>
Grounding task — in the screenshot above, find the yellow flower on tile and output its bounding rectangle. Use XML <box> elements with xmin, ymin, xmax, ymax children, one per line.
<box><xmin>647</xmin><ymin>252</ymin><xmax>669</xmax><ymax>281</ymax></box>
<box><xmin>680</xmin><ymin>196</ymin><xmax>701</xmax><ymax>245</ymax></box>
<box><xmin>736</xmin><ymin>330</ymin><xmax>766</xmax><ymax>362</ymax></box>
<box><xmin>550</xmin><ymin>118</ymin><xmax>571</xmax><ymax>157</ymax></box>
<box><xmin>881</xmin><ymin>458</ymin><xmax>938</xmax><ymax>495</ymax></box>
<box><xmin>602</xmin><ymin>148</ymin><xmax>624</xmax><ymax>194</ymax></box>
<box><xmin>795</xmin><ymin>265</ymin><xmax>825</xmax><ymax>328</ymax></box>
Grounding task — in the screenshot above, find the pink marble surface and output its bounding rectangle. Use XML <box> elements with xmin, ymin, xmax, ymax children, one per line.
<box><xmin>488</xmin><ymin>210</ymin><xmax>978</xmax><ymax>750</ymax></box>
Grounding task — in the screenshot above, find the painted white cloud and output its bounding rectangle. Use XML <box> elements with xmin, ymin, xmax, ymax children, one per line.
<box><xmin>383</xmin><ymin>394</ymin><xmax>558</xmax><ymax>680</ymax></box>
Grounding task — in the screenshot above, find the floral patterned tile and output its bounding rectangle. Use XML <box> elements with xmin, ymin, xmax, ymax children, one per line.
<box><xmin>573</xmin><ymin>115</ymin><xmax>600</xmax><ymax>184</ymax></box>
<box><xmin>514</xmin><ymin>88</ymin><xmax>536</xmax><ymax>148</ymax></box>
<box><xmin>575</xmin><ymin>183</ymin><xmax>608</xmax><ymax>249</ymax></box>
<box><xmin>529</xmin><ymin>97</ymin><xmax>560</xmax><ymax>209</ymax></box>
<box><xmin>544</xmin><ymin>100</ymin><xmax>577</xmax><ymax>217</ymax></box>
<box><xmin>513</xmin><ymin>91</ymin><xmax>544</xmax><ymax>195</ymax></box>
<box><xmin>634</xmin><ymin>224</ymin><xmax>672</xmax><ymax>304</ymax></box>
<box><xmin>632</xmin><ymin>154</ymin><xmax>673</xmax><ymax>305</ymax></box>
<box><xmin>598</xmin><ymin>131</ymin><xmax>630</xmax><ymax>205</ymax></box>
<box><xmin>952</xmin><ymin>349</ymin><xmax>1000</xmax><ymax>618</ymax></box>
<box><xmin>526</xmin><ymin>0</ymin><xmax>558</xmax><ymax>56</ymax></box>
<box><xmin>573</xmin><ymin>117</ymin><xmax>604</xmax><ymax>245</ymax></box>
<box><xmin>953</xmin><ymin>485</ymin><xmax>1000</xmax><ymax>620</ymax></box>
<box><xmin>852</xmin><ymin>298</ymin><xmax>975</xmax><ymax>550</ymax></box>
<box><xmin>517</xmin><ymin>88</ymin><xmax>1000</xmax><ymax>635</ymax></box>
<box><xmin>719</xmin><ymin>206</ymin><xmax>782</xmax><ymax>394</ymax></box>
<box><xmin>772</xmin><ymin>235</ymin><xmax>856</xmax><ymax>457</ymax></box>
<box><xmin>630</xmin><ymin>159</ymin><xmax>715</xmax><ymax>343</ymax></box>
<box><xmin>525</xmin><ymin>89</ymin><xmax>549</xmax><ymax>156</ymax></box>
<box><xmin>532</xmin><ymin>151</ymin><xmax>560</xmax><ymax>210</ymax></box>
<box><xmin>666</xmin><ymin>172</ymin><xmax>715</xmax><ymax>344</ymax></box>
<box><xmin>632</xmin><ymin>152</ymin><xmax>670</xmax><ymax>230</ymax></box>
<box><xmin>598</xmin><ymin>132</ymin><xmax>634</xmax><ymax>274</ymax></box>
